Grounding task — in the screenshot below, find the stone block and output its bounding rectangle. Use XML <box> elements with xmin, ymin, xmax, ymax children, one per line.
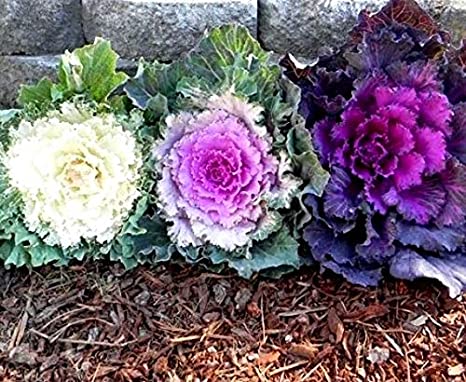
<box><xmin>258</xmin><ymin>0</ymin><xmax>466</xmax><ymax>58</ymax></box>
<box><xmin>0</xmin><ymin>0</ymin><xmax>84</xmax><ymax>55</ymax></box>
<box><xmin>82</xmin><ymin>0</ymin><xmax>258</xmax><ymax>61</ymax></box>
<box><xmin>0</xmin><ymin>55</ymin><xmax>58</xmax><ymax>107</ymax></box>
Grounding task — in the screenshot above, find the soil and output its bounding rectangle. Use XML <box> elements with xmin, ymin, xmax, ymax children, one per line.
<box><xmin>0</xmin><ymin>262</ymin><xmax>465</xmax><ymax>381</ymax></box>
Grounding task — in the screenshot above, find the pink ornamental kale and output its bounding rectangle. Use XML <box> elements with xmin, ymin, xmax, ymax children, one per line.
<box><xmin>155</xmin><ymin>106</ymin><xmax>279</xmax><ymax>251</ymax></box>
<box><xmin>125</xmin><ymin>25</ymin><xmax>329</xmax><ymax>277</ymax></box>
<box><xmin>283</xmin><ymin>0</ymin><xmax>466</xmax><ymax>296</ymax></box>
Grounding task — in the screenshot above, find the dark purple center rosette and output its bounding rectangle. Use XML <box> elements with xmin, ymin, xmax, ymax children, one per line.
<box><xmin>283</xmin><ymin>0</ymin><xmax>466</xmax><ymax>296</ymax></box>
<box><xmin>317</xmin><ymin>73</ymin><xmax>453</xmax><ymax>224</ymax></box>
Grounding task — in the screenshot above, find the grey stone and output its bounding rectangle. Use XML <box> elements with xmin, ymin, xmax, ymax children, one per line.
<box><xmin>258</xmin><ymin>0</ymin><xmax>466</xmax><ymax>59</ymax></box>
<box><xmin>0</xmin><ymin>0</ymin><xmax>84</xmax><ymax>55</ymax></box>
<box><xmin>0</xmin><ymin>55</ymin><xmax>58</xmax><ymax>108</ymax></box>
<box><xmin>82</xmin><ymin>0</ymin><xmax>258</xmax><ymax>61</ymax></box>
<box><xmin>0</xmin><ymin>55</ymin><xmax>137</xmax><ymax>107</ymax></box>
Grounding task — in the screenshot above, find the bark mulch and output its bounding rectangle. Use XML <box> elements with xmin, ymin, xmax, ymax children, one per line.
<box><xmin>0</xmin><ymin>262</ymin><xmax>465</xmax><ymax>382</ymax></box>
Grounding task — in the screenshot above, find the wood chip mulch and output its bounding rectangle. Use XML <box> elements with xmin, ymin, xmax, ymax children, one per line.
<box><xmin>0</xmin><ymin>262</ymin><xmax>465</xmax><ymax>381</ymax></box>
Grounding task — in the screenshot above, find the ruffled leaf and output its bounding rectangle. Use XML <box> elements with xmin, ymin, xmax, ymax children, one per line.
<box><xmin>383</xmin><ymin>179</ymin><xmax>445</xmax><ymax>224</ymax></box>
<box><xmin>56</xmin><ymin>38</ymin><xmax>128</xmax><ymax>102</ymax></box>
<box><xmin>0</xmin><ymin>219</ymin><xmax>67</xmax><ymax>268</ymax></box>
<box><xmin>18</xmin><ymin>78</ymin><xmax>54</xmax><ymax>107</ymax></box>
<box><xmin>387</xmin><ymin>61</ymin><xmax>440</xmax><ymax>92</ymax></box>
<box><xmin>250</xmin><ymin>211</ymin><xmax>282</xmax><ymax>242</ymax></box>
<box><xmin>208</xmin><ymin>227</ymin><xmax>300</xmax><ymax>279</ymax></box>
<box><xmin>345</xmin><ymin>29</ymin><xmax>415</xmax><ymax>71</ymax></box>
<box><xmin>184</xmin><ymin>25</ymin><xmax>270</xmax><ymax>95</ymax></box>
<box><xmin>437</xmin><ymin>159</ymin><xmax>466</xmax><ymax>226</ymax></box>
<box><xmin>0</xmin><ymin>168</ymin><xmax>67</xmax><ymax>267</ymax></box>
<box><xmin>448</xmin><ymin>103</ymin><xmax>466</xmax><ymax>164</ymax></box>
<box><xmin>445</xmin><ymin>41</ymin><xmax>466</xmax><ymax>104</ymax></box>
<box><xmin>303</xmin><ymin>221</ymin><xmax>354</xmax><ymax>264</ymax></box>
<box><xmin>356</xmin><ymin>215</ymin><xmax>396</xmax><ymax>263</ymax></box>
<box><xmin>390</xmin><ymin>250</ymin><xmax>466</xmax><ymax>297</ymax></box>
<box><xmin>281</xmin><ymin>55</ymin><xmax>353</xmax><ymax>121</ymax></box>
<box><xmin>392</xmin><ymin>152</ymin><xmax>425</xmax><ymax>190</ymax></box>
<box><xmin>18</xmin><ymin>39</ymin><xmax>127</xmax><ymax>108</ymax></box>
<box><xmin>323</xmin><ymin>261</ymin><xmax>383</xmax><ymax>287</ymax></box>
<box><xmin>324</xmin><ymin>167</ymin><xmax>362</xmax><ymax>220</ymax></box>
<box><xmin>304</xmin><ymin>220</ymin><xmax>383</xmax><ymax>287</ymax></box>
<box><xmin>287</xmin><ymin>123</ymin><xmax>329</xmax><ymax>196</ymax></box>
<box><xmin>173</xmin><ymin>25</ymin><xmax>281</xmax><ymax>114</ymax></box>
<box><xmin>124</xmin><ymin>59</ymin><xmax>185</xmax><ymax>113</ymax></box>
<box><xmin>412</xmin><ymin>127</ymin><xmax>446</xmax><ymax>175</ymax></box>
<box><xmin>130</xmin><ymin>215</ymin><xmax>172</xmax><ymax>261</ymax></box>
<box><xmin>444</xmin><ymin>63</ymin><xmax>466</xmax><ymax>105</ymax></box>
<box><xmin>395</xmin><ymin>221</ymin><xmax>464</xmax><ymax>252</ymax></box>
<box><xmin>350</xmin><ymin>0</ymin><xmax>443</xmax><ymax>44</ymax></box>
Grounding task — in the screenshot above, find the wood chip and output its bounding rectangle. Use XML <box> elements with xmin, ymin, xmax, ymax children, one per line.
<box><xmin>448</xmin><ymin>364</ymin><xmax>465</xmax><ymax>376</ymax></box>
<box><xmin>328</xmin><ymin>307</ymin><xmax>344</xmax><ymax>343</ymax></box>
<box><xmin>344</xmin><ymin>304</ymin><xmax>389</xmax><ymax>322</ymax></box>
<box><xmin>257</xmin><ymin>351</ymin><xmax>280</xmax><ymax>366</ymax></box>
<box><xmin>288</xmin><ymin>343</ymin><xmax>318</xmax><ymax>361</ymax></box>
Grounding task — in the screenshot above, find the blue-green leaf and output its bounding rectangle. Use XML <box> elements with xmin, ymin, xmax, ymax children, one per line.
<box><xmin>208</xmin><ymin>227</ymin><xmax>300</xmax><ymax>278</ymax></box>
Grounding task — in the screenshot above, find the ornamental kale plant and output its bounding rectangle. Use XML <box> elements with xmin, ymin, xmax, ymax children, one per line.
<box><xmin>283</xmin><ymin>0</ymin><xmax>466</xmax><ymax>296</ymax></box>
<box><xmin>125</xmin><ymin>25</ymin><xmax>329</xmax><ymax>277</ymax></box>
<box><xmin>0</xmin><ymin>39</ymin><xmax>155</xmax><ymax>268</ymax></box>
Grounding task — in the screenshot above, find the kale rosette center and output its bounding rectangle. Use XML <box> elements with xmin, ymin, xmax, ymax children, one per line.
<box><xmin>156</xmin><ymin>105</ymin><xmax>281</xmax><ymax>251</ymax></box>
<box><xmin>317</xmin><ymin>76</ymin><xmax>452</xmax><ymax>223</ymax></box>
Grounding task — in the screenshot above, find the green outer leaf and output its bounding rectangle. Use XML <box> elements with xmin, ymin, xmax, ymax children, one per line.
<box><xmin>187</xmin><ymin>25</ymin><xmax>269</xmax><ymax>89</ymax></box>
<box><xmin>130</xmin><ymin>215</ymin><xmax>172</xmax><ymax>261</ymax></box>
<box><xmin>18</xmin><ymin>78</ymin><xmax>54</xmax><ymax>107</ymax></box>
<box><xmin>175</xmin><ymin>25</ymin><xmax>282</xmax><ymax>109</ymax></box>
<box><xmin>125</xmin><ymin>59</ymin><xmax>185</xmax><ymax>112</ymax></box>
<box><xmin>17</xmin><ymin>39</ymin><xmax>127</xmax><ymax>109</ymax></box>
<box><xmin>58</xmin><ymin>38</ymin><xmax>128</xmax><ymax>102</ymax></box>
<box><xmin>287</xmin><ymin>121</ymin><xmax>330</xmax><ymax>197</ymax></box>
<box><xmin>208</xmin><ymin>227</ymin><xmax>301</xmax><ymax>279</ymax></box>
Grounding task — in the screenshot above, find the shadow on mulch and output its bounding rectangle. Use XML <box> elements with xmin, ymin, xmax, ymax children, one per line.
<box><xmin>0</xmin><ymin>261</ymin><xmax>464</xmax><ymax>382</ymax></box>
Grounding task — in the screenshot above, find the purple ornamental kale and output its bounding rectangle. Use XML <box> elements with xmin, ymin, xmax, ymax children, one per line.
<box><xmin>317</xmin><ymin>73</ymin><xmax>453</xmax><ymax>224</ymax></box>
<box><xmin>283</xmin><ymin>0</ymin><xmax>466</xmax><ymax>296</ymax></box>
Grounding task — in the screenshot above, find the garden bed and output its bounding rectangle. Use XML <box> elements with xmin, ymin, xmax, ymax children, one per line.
<box><xmin>0</xmin><ymin>263</ymin><xmax>464</xmax><ymax>381</ymax></box>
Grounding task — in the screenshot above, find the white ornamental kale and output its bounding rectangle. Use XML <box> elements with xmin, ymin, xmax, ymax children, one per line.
<box><xmin>5</xmin><ymin>102</ymin><xmax>142</xmax><ymax>248</ymax></box>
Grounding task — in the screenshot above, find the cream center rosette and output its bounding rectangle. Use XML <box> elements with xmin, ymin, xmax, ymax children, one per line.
<box><xmin>5</xmin><ymin>103</ymin><xmax>142</xmax><ymax>248</ymax></box>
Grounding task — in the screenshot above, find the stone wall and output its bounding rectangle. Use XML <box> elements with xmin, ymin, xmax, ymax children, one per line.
<box><xmin>1</xmin><ymin>0</ymin><xmax>465</xmax><ymax>106</ymax></box>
